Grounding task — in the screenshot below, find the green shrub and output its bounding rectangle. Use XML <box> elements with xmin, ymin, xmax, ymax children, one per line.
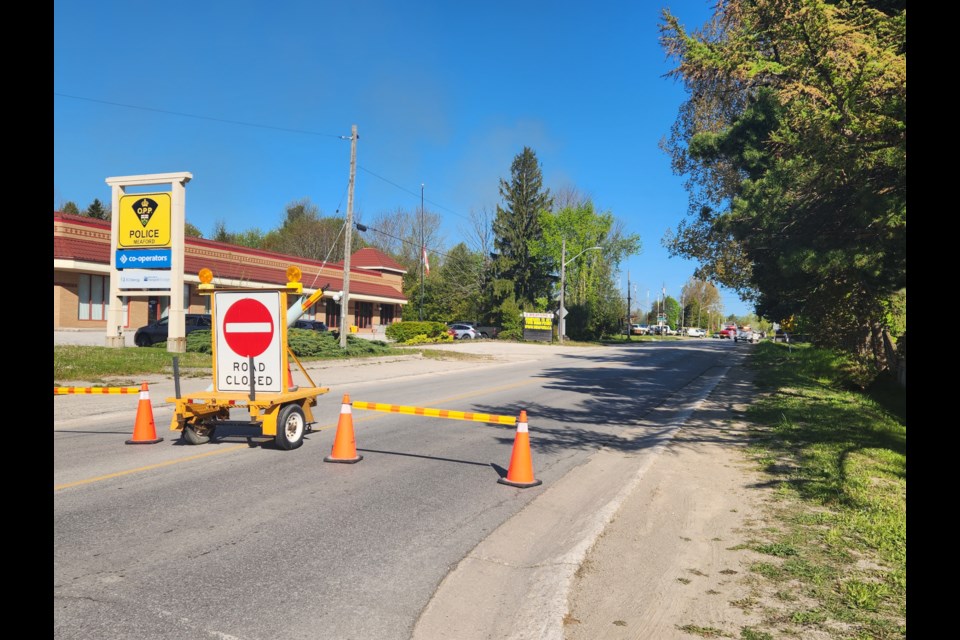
<box><xmin>400</xmin><ymin>333</ymin><xmax>454</xmax><ymax>345</ymax></box>
<box><xmin>287</xmin><ymin>328</ymin><xmax>395</xmax><ymax>358</ymax></box>
<box><xmin>385</xmin><ymin>321</ymin><xmax>449</xmax><ymax>342</ymax></box>
<box><xmin>186</xmin><ymin>330</ymin><xmax>213</xmax><ymax>353</ymax></box>
<box><xmin>187</xmin><ymin>328</ymin><xmax>398</xmax><ymax>359</ymax></box>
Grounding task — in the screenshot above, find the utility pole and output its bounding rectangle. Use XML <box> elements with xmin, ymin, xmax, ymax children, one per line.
<box><xmin>559</xmin><ymin>238</ymin><xmax>565</xmax><ymax>343</ymax></box>
<box><xmin>680</xmin><ymin>290</ymin><xmax>685</xmax><ymax>331</ymax></box>
<box><xmin>558</xmin><ymin>240</ymin><xmax>600</xmax><ymax>344</ymax></box>
<box><xmin>419</xmin><ymin>183</ymin><xmax>424</xmax><ymax>321</ymax></box>
<box><xmin>626</xmin><ymin>270</ymin><xmax>632</xmax><ymax>341</ymax></box>
<box><xmin>340</xmin><ymin>124</ymin><xmax>357</xmax><ymax>349</ymax></box>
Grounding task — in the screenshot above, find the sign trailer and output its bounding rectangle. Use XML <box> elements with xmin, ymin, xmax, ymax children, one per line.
<box><xmin>166</xmin><ymin>267</ymin><xmax>329</xmax><ymax>450</ymax></box>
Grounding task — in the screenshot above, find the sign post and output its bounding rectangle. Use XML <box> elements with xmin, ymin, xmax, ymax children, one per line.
<box><xmin>105</xmin><ymin>172</ymin><xmax>192</xmax><ymax>350</ymax></box>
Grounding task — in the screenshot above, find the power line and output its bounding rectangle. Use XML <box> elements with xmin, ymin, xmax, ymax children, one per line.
<box><xmin>358</xmin><ymin>165</ymin><xmax>472</xmax><ymax>223</ymax></box>
<box><xmin>54</xmin><ymin>92</ymin><xmax>343</xmax><ymax>138</ymax></box>
<box><xmin>360</xmin><ymin>224</ymin><xmax>456</xmax><ymax>263</ymax></box>
<box><xmin>57</xmin><ymin>91</ymin><xmax>477</xmax><ymax>227</ymax></box>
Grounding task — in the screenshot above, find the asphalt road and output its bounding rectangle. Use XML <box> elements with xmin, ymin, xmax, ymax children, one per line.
<box><xmin>54</xmin><ymin>339</ymin><xmax>745</xmax><ymax>639</ymax></box>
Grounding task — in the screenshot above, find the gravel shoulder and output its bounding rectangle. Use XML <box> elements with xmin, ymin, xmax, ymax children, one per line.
<box><xmin>563</xmin><ymin>359</ymin><xmax>775</xmax><ymax>639</ymax></box>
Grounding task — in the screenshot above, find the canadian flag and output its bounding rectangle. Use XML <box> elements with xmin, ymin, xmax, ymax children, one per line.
<box><xmin>422</xmin><ymin>246</ymin><xmax>430</xmax><ymax>276</ymax></box>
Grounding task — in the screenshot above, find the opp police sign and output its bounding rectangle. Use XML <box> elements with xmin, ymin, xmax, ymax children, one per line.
<box><xmin>214</xmin><ymin>291</ymin><xmax>284</xmax><ymax>393</ymax></box>
<box><xmin>118</xmin><ymin>192</ymin><xmax>172</xmax><ymax>248</ymax></box>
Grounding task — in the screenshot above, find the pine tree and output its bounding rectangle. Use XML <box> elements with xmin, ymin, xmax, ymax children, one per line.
<box><xmin>491</xmin><ymin>147</ymin><xmax>554</xmax><ymax>308</ymax></box>
<box><xmin>85</xmin><ymin>198</ymin><xmax>109</xmax><ymax>220</ymax></box>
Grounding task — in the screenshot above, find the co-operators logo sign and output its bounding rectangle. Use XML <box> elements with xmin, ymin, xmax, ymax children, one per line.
<box><xmin>115</xmin><ymin>249</ymin><xmax>172</xmax><ymax>270</ymax></box>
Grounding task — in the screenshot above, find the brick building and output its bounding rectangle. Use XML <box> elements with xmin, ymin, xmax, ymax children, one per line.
<box><xmin>53</xmin><ymin>211</ymin><xmax>408</xmax><ymax>337</ymax></box>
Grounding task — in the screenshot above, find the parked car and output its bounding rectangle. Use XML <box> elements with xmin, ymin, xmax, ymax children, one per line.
<box><xmin>134</xmin><ymin>313</ymin><xmax>212</xmax><ymax>347</ymax></box>
<box><xmin>718</xmin><ymin>325</ymin><xmax>738</xmax><ymax>339</ymax></box>
<box><xmin>651</xmin><ymin>325</ymin><xmax>677</xmax><ymax>336</ymax></box>
<box><xmin>734</xmin><ymin>329</ymin><xmax>760</xmax><ymax>343</ymax></box>
<box><xmin>630</xmin><ymin>324</ymin><xmax>647</xmax><ymax>335</ymax></box>
<box><xmin>447</xmin><ymin>323</ymin><xmax>479</xmax><ymax>339</ymax></box>
<box><xmin>475</xmin><ymin>325</ymin><xmax>499</xmax><ymax>339</ymax></box>
<box><xmin>685</xmin><ymin>327</ymin><xmax>707</xmax><ymax>338</ymax></box>
<box><xmin>293</xmin><ymin>319</ymin><xmax>329</xmax><ymax>333</ymax></box>
<box><xmin>450</xmin><ymin>322</ymin><xmax>499</xmax><ymax>338</ymax></box>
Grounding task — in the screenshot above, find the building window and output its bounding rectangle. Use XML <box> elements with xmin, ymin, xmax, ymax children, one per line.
<box><xmin>78</xmin><ymin>274</ymin><xmax>108</xmax><ymax>321</ymax></box>
<box><xmin>357</xmin><ymin>302</ymin><xmax>373</xmax><ymax>328</ymax></box>
<box><xmin>325</xmin><ymin>300</ymin><xmax>340</xmax><ymax>328</ymax></box>
<box><xmin>380</xmin><ymin>304</ymin><xmax>395</xmax><ymax>325</ymax></box>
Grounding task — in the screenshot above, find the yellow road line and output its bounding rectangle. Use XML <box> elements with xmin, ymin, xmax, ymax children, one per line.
<box><xmin>54</xmin><ymin>445</ymin><xmax>247</xmax><ymax>491</ymax></box>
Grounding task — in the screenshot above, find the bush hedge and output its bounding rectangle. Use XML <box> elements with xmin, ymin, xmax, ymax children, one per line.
<box><xmin>385</xmin><ymin>321</ymin><xmax>450</xmax><ymax>343</ymax></box>
<box><xmin>186</xmin><ymin>328</ymin><xmax>396</xmax><ymax>359</ymax></box>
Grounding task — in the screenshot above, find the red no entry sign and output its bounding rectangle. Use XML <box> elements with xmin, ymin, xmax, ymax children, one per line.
<box><xmin>222</xmin><ymin>298</ymin><xmax>275</xmax><ymax>357</ymax></box>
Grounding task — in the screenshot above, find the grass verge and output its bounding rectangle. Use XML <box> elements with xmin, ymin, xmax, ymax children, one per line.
<box><xmin>738</xmin><ymin>342</ymin><xmax>905</xmax><ymax>639</ymax></box>
<box><xmin>54</xmin><ymin>345</ymin><xmax>212</xmax><ymax>383</ymax></box>
<box><xmin>53</xmin><ymin>334</ymin><xmax>495</xmax><ymax>384</ymax></box>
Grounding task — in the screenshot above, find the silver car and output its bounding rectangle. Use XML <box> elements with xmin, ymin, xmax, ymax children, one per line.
<box><xmin>447</xmin><ymin>323</ymin><xmax>479</xmax><ymax>339</ymax></box>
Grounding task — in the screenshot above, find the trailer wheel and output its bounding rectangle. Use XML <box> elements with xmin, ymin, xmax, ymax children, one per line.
<box><xmin>182</xmin><ymin>421</ymin><xmax>216</xmax><ymax>445</ymax></box>
<box><xmin>275</xmin><ymin>404</ymin><xmax>306</xmax><ymax>450</ymax></box>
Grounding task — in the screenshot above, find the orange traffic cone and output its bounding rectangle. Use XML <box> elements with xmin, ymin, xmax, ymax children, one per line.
<box><xmin>287</xmin><ymin>362</ymin><xmax>298</xmax><ymax>392</ymax></box>
<box><xmin>125</xmin><ymin>382</ymin><xmax>164</xmax><ymax>445</ymax></box>
<box><xmin>324</xmin><ymin>394</ymin><xmax>363</xmax><ymax>463</ymax></box>
<box><xmin>497</xmin><ymin>410</ymin><xmax>542</xmax><ymax>488</ymax></box>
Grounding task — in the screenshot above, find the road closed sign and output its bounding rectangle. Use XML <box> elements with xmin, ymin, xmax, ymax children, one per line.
<box><xmin>214</xmin><ymin>291</ymin><xmax>284</xmax><ymax>393</ymax></box>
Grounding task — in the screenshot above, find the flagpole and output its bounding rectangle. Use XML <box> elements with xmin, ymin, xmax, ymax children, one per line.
<box><xmin>419</xmin><ymin>183</ymin><xmax>424</xmax><ymax>321</ymax></box>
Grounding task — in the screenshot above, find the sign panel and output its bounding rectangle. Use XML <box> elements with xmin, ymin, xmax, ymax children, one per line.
<box><xmin>522</xmin><ymin>312</ymin><xmax>553</xmax><ymax>342</ymax></box>
<box><xmin>118</xmin><ymin>192</ymin><xmax>172</xmax><ymax>248</ymax></box>
<box><xmin>115</xmin><ymin>248</ymin><xmax>172</xmax><ymax>270</ymax></box>
<box><xmin>118</xmin><ymin>268</ymin><xmax>172</xmax><ymax>290</ymax></box>
<box><xmin>214</xmin><ymin>291</ymin><xmax>284</xmax><ymax>393</ymax></box>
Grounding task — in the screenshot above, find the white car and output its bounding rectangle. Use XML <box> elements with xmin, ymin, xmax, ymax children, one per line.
<box><xmin>685</xmin><ymin>327</ymin><xmax>707</xmax><ymax>338</ymax></box>
<box><xmin>447</xmin><ymin>323</ymin><xmax>479</xmax><ymax>339</ymax></box>
<box><xmin>734</xmin><ymin>329</ymin><xmax>760</xmax><ymax>343</ymax></box>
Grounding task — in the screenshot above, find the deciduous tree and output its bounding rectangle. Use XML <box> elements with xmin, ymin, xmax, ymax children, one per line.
<box><xmin>659</xmin><ymin>0</ymin><xmax>905</xmax><ymax>370</ymax></box>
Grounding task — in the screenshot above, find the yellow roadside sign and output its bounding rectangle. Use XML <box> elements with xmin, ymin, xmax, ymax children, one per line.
<box><xmin>118</xmin><ymin>192</ymin><xmax>172</xmax><ymax>248</ymax></box>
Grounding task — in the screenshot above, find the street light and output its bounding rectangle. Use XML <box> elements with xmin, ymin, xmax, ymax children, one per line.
<box><xmin>559</xmin><ymin>239</ymin><xmax>602</xmax><ymax>344</ymax></box>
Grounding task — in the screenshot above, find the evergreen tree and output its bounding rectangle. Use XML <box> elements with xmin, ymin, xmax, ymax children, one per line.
<box><xmin>62</xmin><ymin>201</ymin><xmax>80</xmax><ymax>215</ymax></box>
<box><xmin>660</xmin><ymin>0</ymin><xmax>905</xmax><ymax>369</ymax></box>
<box><xmin>85</xmin><ymin>198</ymin><xmax>109</xmax><ymax>220</ymax></box>
<box><xmin>491</xmin><ymin>147</ymin><xmax>554</xmax><ymax>311</ymax></box>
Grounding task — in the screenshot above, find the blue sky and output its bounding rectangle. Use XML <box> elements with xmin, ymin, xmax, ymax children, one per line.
<box><xmin>53</xmin><ymin>0</ymin><xmax>752</xmax><ymax>319</ymax></box>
